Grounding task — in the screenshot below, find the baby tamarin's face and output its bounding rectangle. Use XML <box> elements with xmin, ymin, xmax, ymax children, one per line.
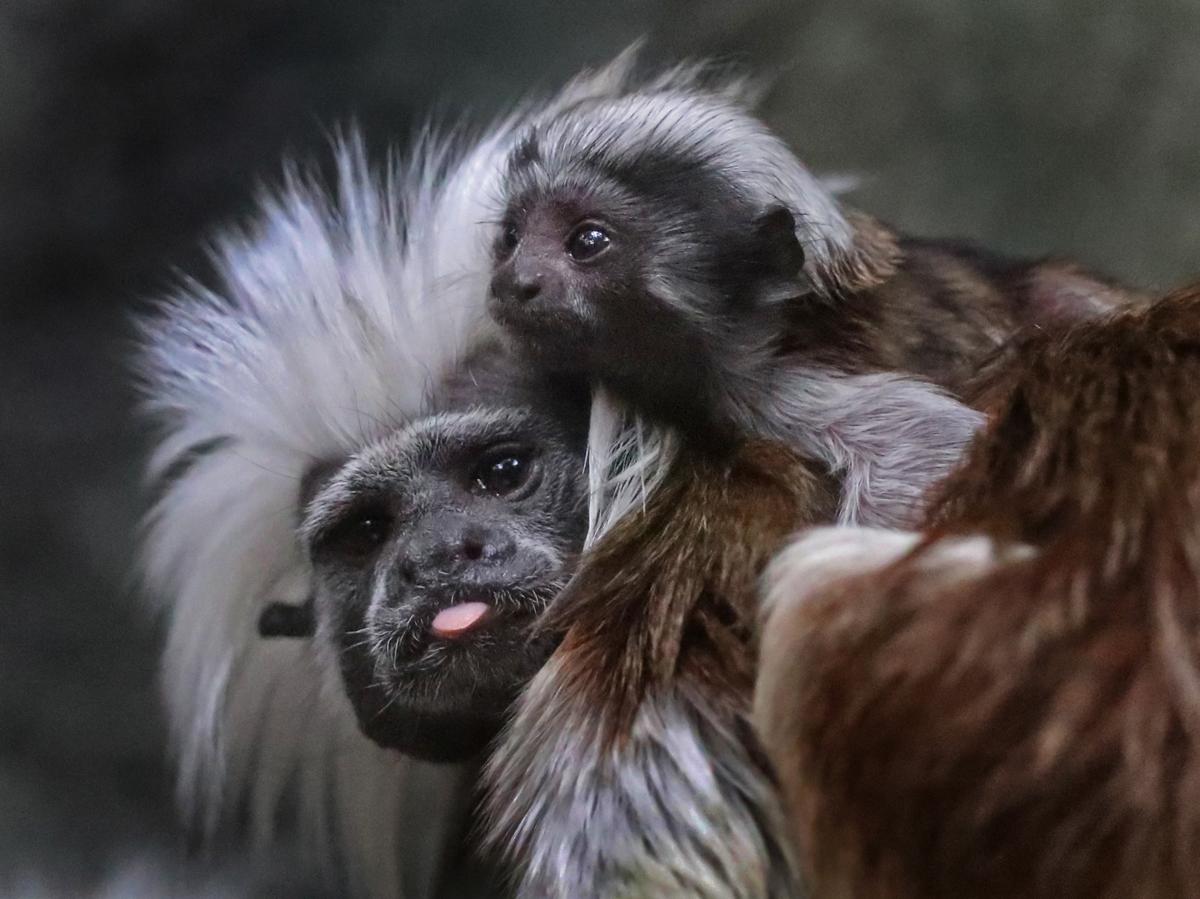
<box><xmin>487</xmin><ymin>127</ymin><xmax>806</xmax><ymax>427</ymax></box>
<box><xmin>301</xmin><ymin>350</ymin><xmax>589</xmax><ymax>762</ymax></box>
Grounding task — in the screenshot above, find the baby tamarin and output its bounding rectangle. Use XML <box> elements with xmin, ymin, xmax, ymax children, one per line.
<box><xmin>756</xmin><ymin>284</ymin><xmax>1200</xmax><ymax>899</ymax></box>
<box><xmin>488</xmin><ymin>55</ymin><xmax>1136</xmax><ymax>525</ymax></box>
<box><xmin>481</xmin><ymin>52</ymin><xmax>1140</xmax><ymax>895</ymax></box>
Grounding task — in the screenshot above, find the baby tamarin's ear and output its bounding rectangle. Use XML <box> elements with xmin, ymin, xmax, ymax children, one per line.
<box><xmin>753</xmin><ymin>206</ymin><xmax>808</xmax><ymax>279</ymax></box>
<box><xmin>756</xmin><ymin>204</ymin><xmax>899</xmax><ymax>298</ymax></box>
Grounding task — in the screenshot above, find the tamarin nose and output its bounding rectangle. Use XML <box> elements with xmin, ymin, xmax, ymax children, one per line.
<box><xmin>459</xmin><ymin>527</ymin><xmax>516</xmax><ymax>564</ymax></box>
<box><xmin>514</xmin><ymin>276</ymin><xmax>541</xmax><ymax>302</ymax></box>
<box><xmin>490</xmin><ymin>268</ymin><xmax>541</xmax><ymax>305</ymax></box>
<box><xmin>509</xmin><ymin>257</ymin><xmax>547</xmax><ymax>302</ymax></box>
<box><xmin>397</xmin><ymin>519</ymin><xmax>518</xmax><ymax>586</ymax></box>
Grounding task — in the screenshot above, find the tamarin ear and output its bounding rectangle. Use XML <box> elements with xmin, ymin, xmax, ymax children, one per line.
<box><xmin>754</xmin><ymin>205</ymin><xmax>807</xmax><ymax>279</ymax></box>
<box><xmin>258</xmin><ymin>597</ymin><xmax>315</xmax><ymax>639</ymax></box>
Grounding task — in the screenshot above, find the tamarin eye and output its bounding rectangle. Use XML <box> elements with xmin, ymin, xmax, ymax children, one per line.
<box><xmin>497</xmin><ymin>220</ymin><xmax>521</xmax><ymax>257</ymax></box>
<box><xmin>319</xmin><ymin>509</ymin><xmax>393</xmax><ymax>559</ymax></box>
<box><xmin>566</xmin><ymin>224</ymin><xmax>611</xmax><ymax>262</ymax></box>
<box><xmin>470</xmin><ymin>447</ymin><xmax>539</xmax><ymax>497</ymax></box>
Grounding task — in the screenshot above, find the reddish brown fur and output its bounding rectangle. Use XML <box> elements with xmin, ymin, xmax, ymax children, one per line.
<box><xmin>485</xmin><ymin>441</ymin><xmax>837</xmax><ymax>896</ymax></box>
<box><xmin>541</xmin><ymin>440</ymin><xmax>837</xmax><ymax>739</ymax></box>
<box><xmin>759</xmin><ymin>285</ymin><xmax>1200</xmax><ymax>898</ymax></box>
<box><xmin>784</xmin><ymin>213</ymin><xmax>1145</xmax><ymax>396</ymax></box>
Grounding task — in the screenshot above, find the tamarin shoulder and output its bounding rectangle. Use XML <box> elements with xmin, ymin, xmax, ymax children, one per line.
<box><xmin>545</xmin><ymin>439</ymin><xmax>838</xmax><ymax>732</ymax></box>
<box><xmin>780</xmin><ymin>214</ymin><xmax>1144</xmax><ymax>395</ymax></box>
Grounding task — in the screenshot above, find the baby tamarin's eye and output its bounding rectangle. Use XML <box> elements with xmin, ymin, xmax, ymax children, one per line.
<box><xmin>470</xmin><ymin>445</ymin><xmax>540</xmax><ymax>498</ymax></box>
<box><xmin>566</xmin><ymin>223</ymin><xmax>611</xmax><ymax>262</ymax></box>
<box><xmin>497</xmin><ymin>220</ymin><xmax>521</xmax><ymax>258</ymax></box>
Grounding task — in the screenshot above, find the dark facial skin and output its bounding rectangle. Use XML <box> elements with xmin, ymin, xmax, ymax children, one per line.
<box><xmin>487</xmin><ymin>150</ymin><xmax>806</xmax><ymax>433</ymax></box>
<box><xmin>490</xmin><ymin>193</ymin><xmax>698</xmax><ymax>412</ymax></box>
<box><xmin>301</xmin><ymin>349</ymin><xmax>589</xmax><ymax>762</ymax></box>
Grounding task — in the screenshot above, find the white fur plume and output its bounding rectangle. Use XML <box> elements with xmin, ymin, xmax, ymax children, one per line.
<box><xmin>136</xmin><ymin>125</ymin><xmax>515</xmax><ymax>897</ymax></box>
<box><xmin>583</xmin><ymin>390</ymin><xmax>679</xmax><ymax>544</ymax></box>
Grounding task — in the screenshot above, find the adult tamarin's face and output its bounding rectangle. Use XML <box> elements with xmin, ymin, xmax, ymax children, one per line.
<box><xmin>300</xmin><ymin>358</ymin><xmax>589</xmax><ymax>762</ymax></box>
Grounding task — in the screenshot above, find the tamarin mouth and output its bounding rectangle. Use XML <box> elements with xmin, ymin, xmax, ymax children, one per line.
<box><xmin>431</xmin><ymin>600</ymin><xmax>493</xmax><ymax>638</ymax></box>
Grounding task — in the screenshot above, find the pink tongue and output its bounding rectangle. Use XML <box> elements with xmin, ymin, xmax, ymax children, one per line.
<box><xmin>431</xmin><ymin>601</ymin><xmax>491</xmax><ymax>638</ymax></box>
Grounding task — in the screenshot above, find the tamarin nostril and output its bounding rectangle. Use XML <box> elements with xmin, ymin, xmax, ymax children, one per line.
<box><xmin>517</xmin><ymin>279</ymin><xmax>541</xmax><ymax>302</ymax></box>
<box><xmin>462</xmin><ymin>538</ymin><xmax>484</xmax><ymax>561</ymax></box>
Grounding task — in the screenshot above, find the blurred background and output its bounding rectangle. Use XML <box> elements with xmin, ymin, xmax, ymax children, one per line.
<box><xmin>1</xmin><ymin>0</ymin><xmax>1197</xmax><ymax>895</ymax></box>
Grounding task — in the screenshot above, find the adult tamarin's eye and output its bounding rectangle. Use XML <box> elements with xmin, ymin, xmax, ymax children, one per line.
<box><xmin>317</xmin><ymin>509</ymin><xmax>393</xmax><ymax>560</ymax></box>
<box><xmin>497</xmin><ymin>220</ymin><xmax>521</xmax><ymax>257</ymax></box>
<box><xmin>566</xmin><ymin>224</ymin><xmax>611</xmax><ymax>262</ymax></box>
<box><xmin>470</xmin><ymin>446</ymin><xmax>540</xmax><ymax>498</ymax></box>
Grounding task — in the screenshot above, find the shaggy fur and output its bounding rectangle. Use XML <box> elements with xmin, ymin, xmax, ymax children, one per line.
<box><xmin>136</xmin><ymin>126</ymin><xmax>517</xmax><ymax>896</ymax></box>
<box><xmin>757</xmin><ymin>285</ymin><xmax>1200</xmax><ymax>898</ymax></box>
<box><xmin>135</xmin><ymin>51</ymin><xmax>698</xmax><ymax>895</ymax></box>
<box><xmin>487</xmin><ymin>441</ymin><xmax>837</xmax><ymax>897</ymax></box>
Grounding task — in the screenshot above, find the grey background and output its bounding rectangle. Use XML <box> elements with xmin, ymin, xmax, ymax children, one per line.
<box><xmin>1</xmin><ymin>0</ymin><xmax>1197</xmax><ymax>894</ymax></box>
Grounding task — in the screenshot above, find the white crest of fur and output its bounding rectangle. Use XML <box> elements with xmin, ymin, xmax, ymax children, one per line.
<box><xmin>583</xmin><ymin>389</ymin><xmax>679</xmax><ymax>546</ymax></box>
<box><xmin>137</xmin><ymin>125</ymin><xmax>516</xmax><ymax>897</ymax></box>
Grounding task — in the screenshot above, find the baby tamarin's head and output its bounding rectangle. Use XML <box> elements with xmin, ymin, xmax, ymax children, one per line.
<box><xmin>300</xmin><ymin>347</ymin><xmax>589</xmax><ymax>762</ymax></box>
<box><xmin>487</xmin><ymin>68</ymin><xmax>879</xmax><ymax>428</ymax></box>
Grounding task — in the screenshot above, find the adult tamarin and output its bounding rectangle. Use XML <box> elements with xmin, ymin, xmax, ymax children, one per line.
<box><xmin>482</xmin><ymin>51</ymin><xmax>1146</xmax><ymax>897</ymax></box>
<box><xmin>137</xmin><ymin>128</ymin><xmax>528</xmax><ymax>897</ymax></box>
<box><xmin>756</xmin><ymin>284</ymin><xmax>1200</xmax><ymax>899</ymax></box>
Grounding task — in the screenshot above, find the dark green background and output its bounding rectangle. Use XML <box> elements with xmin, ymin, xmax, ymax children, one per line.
<box><xmin>2</xmin><ymin>1</ymin><xmax>1196</xmax><ymax>894</ymax></box>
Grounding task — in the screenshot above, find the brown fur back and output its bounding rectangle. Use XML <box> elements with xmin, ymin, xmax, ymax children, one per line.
<box><xmin>783</xmin><ymin>214</ymin><xmax>1143</xmax><ymax>397</ymax></box>
<box><xmin>759</xmin><ymin>285</ymin><xmax>1200</xmax><ymax>898</ymax></box>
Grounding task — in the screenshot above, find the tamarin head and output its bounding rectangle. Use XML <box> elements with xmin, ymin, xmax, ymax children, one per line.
<box><xmin>488</xmin><ymin>64</ymin><xmax>888</xmax><ymax>430</ymax></box>
<box><xmin>301</xmin><ymin>346</ymin><xmax>590</xmax><ymax>762</ymax></box>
